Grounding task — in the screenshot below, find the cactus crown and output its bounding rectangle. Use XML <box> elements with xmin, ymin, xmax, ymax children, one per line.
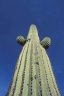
<box><xmin>16</xmin><ymin>25</ymin><xmax>51</xmax><ymax>49</ymax></box>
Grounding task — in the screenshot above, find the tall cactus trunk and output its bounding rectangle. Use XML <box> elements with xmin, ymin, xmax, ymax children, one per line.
<box><xmin>6</xmin><ymin>25</ymin><xmax>61</xmax><ymax>96</ymax></box>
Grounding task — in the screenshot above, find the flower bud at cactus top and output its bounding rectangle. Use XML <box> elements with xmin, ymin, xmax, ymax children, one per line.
<box><xmin>16</xmin><ymin>36</ymin><xmax>26</xmax><ymax>45</ymax></box>
<box><xmin>41</xmin><ymin>37</ymin><xmax>51</xmax><ymax>49</ymax></box>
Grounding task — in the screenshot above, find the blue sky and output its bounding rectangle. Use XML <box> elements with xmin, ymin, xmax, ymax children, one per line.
<box><xmin>0</xmin><ymin>0</ymin><xmax>64</xmax><ymax>95</ymax></box>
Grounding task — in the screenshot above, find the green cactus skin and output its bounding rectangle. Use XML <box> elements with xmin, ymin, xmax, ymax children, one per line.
<box><xmin>16</xmin><ymin>36</ymin><xmax>26</xmax><ymax>45</ymax></box>
<box><xmin>6</xmin><ymin>24</ymin><xmax>61</xmax><ymax>96</ymax></box>
<box><xmin>41</xmin><ymin>37</ymin><xmax>51</xmax><ymax>49</ymax></box>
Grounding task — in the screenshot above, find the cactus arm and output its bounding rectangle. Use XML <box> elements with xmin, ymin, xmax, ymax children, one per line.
<box><xmin>41</xmin><ymin>37</ymin><xmax>51</xmax><ymax>49</ymax></box>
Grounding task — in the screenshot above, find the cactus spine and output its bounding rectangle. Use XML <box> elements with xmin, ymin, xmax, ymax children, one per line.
<box><xmin>6</xmin><ymin>24</ymin><xmax>61</xmax><ymax>96</ymax></box>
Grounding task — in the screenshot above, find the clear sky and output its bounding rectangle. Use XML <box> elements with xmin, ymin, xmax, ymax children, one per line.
<box><xmin>0</xmin><ymin>0</ymin><xmax>64</xmax><ymax>96</ymax></box>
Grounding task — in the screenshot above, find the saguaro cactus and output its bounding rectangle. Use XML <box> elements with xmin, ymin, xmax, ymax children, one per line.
<box><xmin>6</xmin><ymin>24</ymin><xmax>61</xmax><ymax>96</ymax></box>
